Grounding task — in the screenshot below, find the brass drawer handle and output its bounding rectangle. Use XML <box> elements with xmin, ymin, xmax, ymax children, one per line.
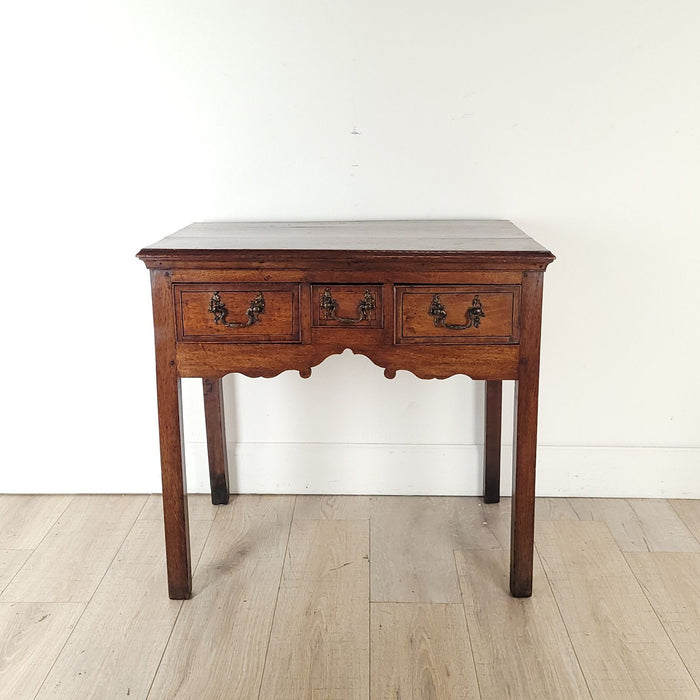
<box><xmin>428</xmin><ymin>294</ymin><xmax>485</xmax><ymax>330</ymax></box>
<box><xmin>208</xmin><ymin>291</ymin><xmax>265</xmax><ymax>327</ymax></box>
<box><xmin>320</xmin><ymin>288</ymin><xmax>376</xmax><ymax>323</ymax></box>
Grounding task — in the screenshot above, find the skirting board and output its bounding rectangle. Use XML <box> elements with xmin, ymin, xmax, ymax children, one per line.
<box><xmin>2</xmin><ymin>444</ymin><xmax>696</xmax><ymax>497</ymax></box>
<box><xmin>180</xmin><ymin>442</ymin><xmax>699</xmax><ymax>499</ymax></box>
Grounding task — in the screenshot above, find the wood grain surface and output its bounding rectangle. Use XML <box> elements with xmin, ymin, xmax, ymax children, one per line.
<box><xmin>625</xmin><ymin>552</ymin><xmax>700</xmax><ymax>687</ymax></box>
<box><xmin>0</xmin><ymin>495</ymin><xmax>146</xmax><ymax>603</ymax></box>
<box><xmin>138</xmin><ymin>220</ymin><xmax>552</xmax><ymax>253</ymax></box>
<box><xmin>147</xmin><ymin>496</ymin><xmax>294</xmax><ymax>699</ymax></box>
<box><xmin>537</xmin><ymin>520</ymin><xmax>699</xmax><ymax>698</ymax></box>
<box><xmin>35</xmin><ymin>518</ymin><xmax>212</xmax><ymax>700</ymax></box>
<box><xmin>671</xmin><ymin>499</ymin><xmax>700</xmax><ymax>540</ymax></box>
<box><xmin>456</xmin><ymin>549</ymin><xmax>590</xmax><ymax>698</ymax></box>
<box><xmin>570</xmin><ymin>498</ymin><xmax>700</xmax><ymax>551</ymax></box>
<box><xmin>260</xmin><ymin>519</ymin><xmax>369</xmax><ymax>699</ymax></box>
<box><xmin>0</xmin><ymin>550</ymin><xmax>32</xmax><ymax>593</ymax></box>
<box><xmin>0</xmin><ymin>495</ymin><xmax>73</xmax><ymax>549</ymax></box>
<box><xmin>0</xmin><ymin>602</ymin><xmax>84</xmax><ymax>700</ymax></box>
<box><xmin>294</xmin><ymin>495</ymin><xmax>371</xmax><ymax>521</ymax></box>
<box><xmin>2</xmin><ymin>495</ymin><xmax>698</xmax><ymax>698</ymax></box>
<box><xmin>370</xmin><ymin>496</ymin><xmax>501</xmax><ymax>603</ymax></box>
<box><xmin>371</xmin><ymin>602</ymin><xmax>479</xmax><ymax>699</ymax></box>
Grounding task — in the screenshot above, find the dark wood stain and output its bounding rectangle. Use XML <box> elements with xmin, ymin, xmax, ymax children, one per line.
<box><xmin>202</xmin><ymin>378</ymin><xmax>230</xmax><ymax>506</ymax></box>
<box><xmin>484</xmin><ymin>380</ymin><xmax>503</xmax><ymax>504</ymax></box>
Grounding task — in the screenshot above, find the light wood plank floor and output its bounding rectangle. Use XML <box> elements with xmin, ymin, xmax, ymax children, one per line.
<box><xmin>0</xmin><ymin>494</ymin><xmax>699</xmax><ymax>699</ymax></box>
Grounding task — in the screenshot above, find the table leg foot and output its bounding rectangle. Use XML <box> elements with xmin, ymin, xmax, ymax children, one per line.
<box><xmin>509</xmin><ymin>574</ymin><xmax>533</xmax><ymax>598</ymax></box>
<box><xmin>167</xmin><ymin>583</ymin><xmax>192</xmax><ymax>600</ymax></box>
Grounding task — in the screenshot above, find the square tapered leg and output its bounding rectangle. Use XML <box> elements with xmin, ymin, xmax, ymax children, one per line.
<box><xmin>203</xmin><ymin>377</ymin><xmax>230</xmax><ymax>505</ymax></box>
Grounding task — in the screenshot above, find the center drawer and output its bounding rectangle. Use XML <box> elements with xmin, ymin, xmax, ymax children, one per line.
<box><xmin>395</xmin><ymin>285</ymin><xmax>520</xmax><ymax>344</ymax></box>
<box><xmin>175</xmin><ymin>283</ymin><xmax>301</xmax><ymax>343</ymax></box>
<box><xmin>311</xmin><ymin>284</ymin><xmax>383</xmax><ymax>328</ymax></box>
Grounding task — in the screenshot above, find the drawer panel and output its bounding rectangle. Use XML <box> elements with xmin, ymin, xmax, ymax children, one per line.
<box><xmin>396</xmin><ymin>285</ymin><xmax>520</xmax><ymax>344</ymax></box>
<box><xmin>175</xmin><ymin>283</ymin><xmax>301</xmax><ymax>343</ymax></box>
<box><xmin>311</xmin><ymin>284</ymin><xmax>383</xmax><ymax>328</ymax></box>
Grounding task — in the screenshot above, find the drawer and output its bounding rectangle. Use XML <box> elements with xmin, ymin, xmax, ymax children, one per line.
<box><xmin>395</xmin><ymin>285</ymin><xmax>520</xmax><ymax>344</ymax></box>
<box><xmin>311</xmin><ymin>284</ymin><xmax>383</xmax><ymax>328</ymax></box>
<box><xmin>175</xmin><ymin>283</ymin><xmax>301</xmax><ymax>342</ymax></box>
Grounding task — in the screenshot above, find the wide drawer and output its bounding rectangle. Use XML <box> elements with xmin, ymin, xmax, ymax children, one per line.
<box><xmin>311</xmin><ymin>284</ymin><xmax>383</xmax><ymax>328</ymax></box>
<box><xmin>175</xmin><ymin>283</ymin><xmax>301</xmax><ymax>343</ymax></box>
<box><xmin>395</xmin><ymin>285</ymin><xmax>520</xmax><ymax>344</ymax></box>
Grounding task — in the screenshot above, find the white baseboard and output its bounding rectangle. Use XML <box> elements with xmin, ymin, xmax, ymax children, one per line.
<box><xmin>3</xmin><ymin>443</ymin><xmax>695</xmax><ymax>497</ymax></box>
<box><xmin>180</xmin><ymin>442</ymin><xmax>700</xmax><ymax>499</ymax></box>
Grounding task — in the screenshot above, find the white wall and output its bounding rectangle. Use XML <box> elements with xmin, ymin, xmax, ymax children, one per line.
<box><xmin>1</xmin><ymin>0</ymin><xmax>698</xmax><ymax>497</ymax></box>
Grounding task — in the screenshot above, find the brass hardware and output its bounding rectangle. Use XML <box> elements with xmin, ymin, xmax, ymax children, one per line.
<box><xmin>428</xmin><ymin>294</ymin><xmax>485</xmax><ymax>330</ymax></box>
<box><xmin>320</xmin><ymin>288</ymin><xmax>376</xmax><ymax>323</ymax></box>
<box><xmin>208</xmin><ymin>291</ymin><xmax>265</xmax><ymax>327</ymax></box>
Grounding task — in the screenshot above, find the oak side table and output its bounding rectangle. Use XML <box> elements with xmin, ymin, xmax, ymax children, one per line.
<box><xmin>137</xmin><ymin>220</ymin><xmax>555</xmax><ymax>599</ymax></box>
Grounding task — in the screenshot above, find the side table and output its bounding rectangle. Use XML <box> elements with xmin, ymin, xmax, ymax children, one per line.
<box><xmin>137</xmin><ymin>220</ymin><xmax>555</xmax><ymax>598</ymax></box>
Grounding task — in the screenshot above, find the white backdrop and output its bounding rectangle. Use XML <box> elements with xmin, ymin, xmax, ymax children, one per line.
<box><xmin>1</xmin><ymin>0</ymin><xmax>698</xmax><ymax>496</ymax></box>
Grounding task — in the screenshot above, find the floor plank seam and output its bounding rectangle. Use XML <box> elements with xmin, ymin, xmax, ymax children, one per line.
<box><xmin>623</xmin><ymin>551</ymin><xmax>700</xmax><ymax>696</ymax></box>
<box><xmin>31</xmin><ymin>496</ymin><xmax>148</xmax><ymax>700</ymax></box>
<box><xmin>146</xmin><ymin>505</ymin><xmax>218</xmax><ymax>699</ymax></box>
<box><xmin>625</xmin><ymin>498</ymin><xmax>655</xmax><ymax>552</ymax></box>
<box><xmin>0</xmin><ymin>496</ymin><xmax>76</xmax><ymax>598</ymax></box>
<box><xmin>0</xmin><ymin>558</ymin><xmax>26</xmax><ymax>598</ymax></box>
<box><xmin>256</xmin><ymin>495</ymin><xmax>297</xmax><ymax>700</ymax></box>
<box><xmin>669</xmin><ymin>500</ymin><xmax>700</xmax><ymax>548</ymax></box>
<box><xmin>143</xmin><ymin>602</ymin><xmax>185</xmax><ymax>700</ymax></box>
<box><xmin>534</xmin><ymin>545</ymin><xmax>594</xmax><ymax>700</ymax></box>
<box><xmin>453</xmin><ymin>548</ymin><xmax>483</xmax><ymax>700</ymax></box>
<box><xmin>564</xmin><ymin>498</ymin><xmax>583</xmax><ymax>520</ymax></box>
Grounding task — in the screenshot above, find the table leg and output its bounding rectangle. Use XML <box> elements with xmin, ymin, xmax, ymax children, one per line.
<box><xmin>483</xmin><ymin>380</ymin><xmax>502</xmax><ymax>503</ymax></box>
<box><xmin>203</xmin><ymin>377</ymin><xmax>230</xmax><ymax>505</ymax></box>
<box><xmin>510</xmin><ymin>271</ymin><xmax>544</xmax><ymax>598</ymax></box>
<box><xmin>151</xmin><ymin>270</ymin><xmax>192</xmax><ymax>600</ymax></box>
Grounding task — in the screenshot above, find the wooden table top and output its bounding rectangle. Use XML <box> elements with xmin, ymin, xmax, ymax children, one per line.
<box><xmin>137</xmin><ymin>220</ymin><xmax>555</xmax><ymax>268</ymax></box>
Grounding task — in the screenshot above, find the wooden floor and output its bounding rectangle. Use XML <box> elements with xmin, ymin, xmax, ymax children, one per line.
<box><xmin>1</xmin><ymin>495</ymin><xmax>699</xmax><ymax>699</ymax></box>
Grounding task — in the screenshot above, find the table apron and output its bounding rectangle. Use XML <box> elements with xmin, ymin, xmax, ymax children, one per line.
<box><xmin>175</xmin><ymin>343</ymin><xmax>520</xmax><ymax>381</ymax></box>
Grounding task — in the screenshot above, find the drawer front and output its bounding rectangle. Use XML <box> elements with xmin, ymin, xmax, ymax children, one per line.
<box><xmin>311</xmin><ymin>284</ymin><xmax>383</xmax><ymax>328</ymax></box>
<box><xmin>396</xmin><ymin>285</ymin><xmax>520</xmax><ymax>344</ymax></box>
<box><xmin>175</xmin><ymin>283</ymin><xmax>301</xmax><ymax>342</ymax></box>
